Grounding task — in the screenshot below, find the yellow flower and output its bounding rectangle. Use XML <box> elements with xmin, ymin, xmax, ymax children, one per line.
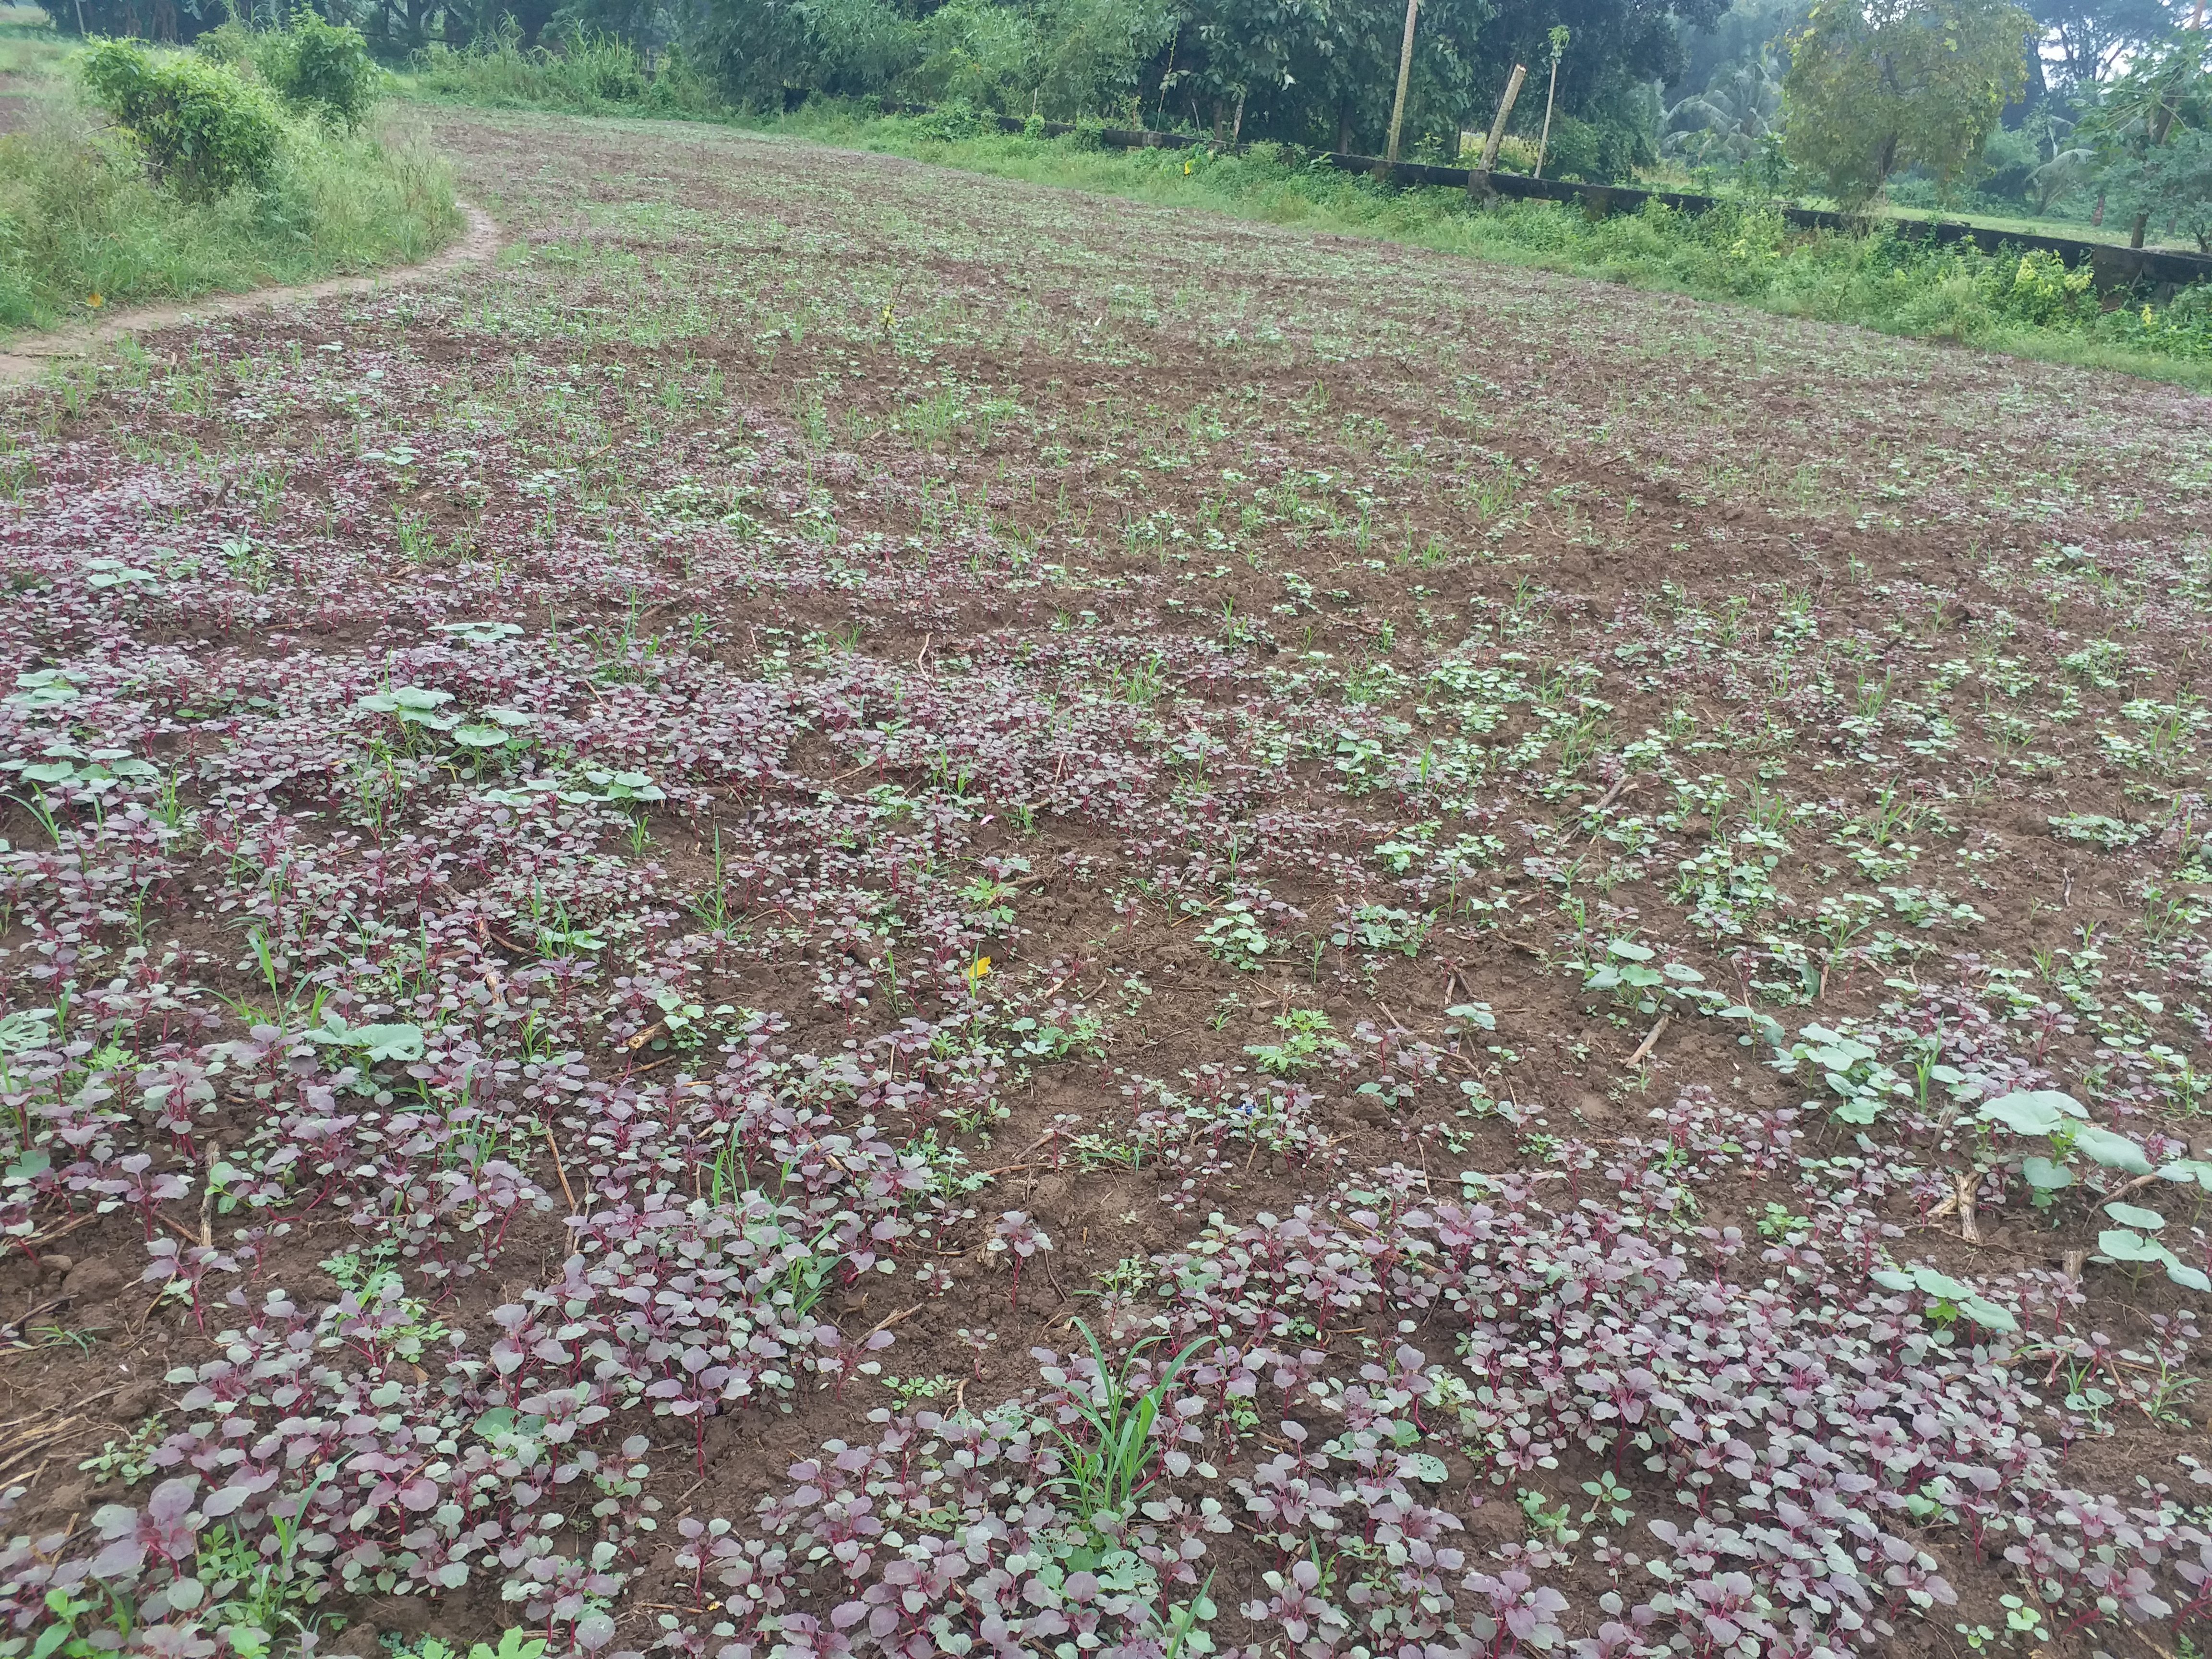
<box><xmin>1183</xmin><ymin>158</ymin><xmax>1193</xmax><ymax>176</ymax></box>
<box><xmin>85</xmin><ymin>293</ymin><xmax>104</xmax><ymax>310</ymax></box>
<box><xmin>2144</xmin><ymin>304</ymin><xmax>2157</xmax><ymax>326</ymax></box>
<box><xmin>965</xmin><ymin>956</ymin><xmax>992</xmax><ymax>984</ymax></box>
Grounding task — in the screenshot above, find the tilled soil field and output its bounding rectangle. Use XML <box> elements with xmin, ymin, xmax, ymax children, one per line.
<box><xmin>4</xmin><ymin>108</ymin><xmax>2212</xmax><ymax>1659</ymax></box>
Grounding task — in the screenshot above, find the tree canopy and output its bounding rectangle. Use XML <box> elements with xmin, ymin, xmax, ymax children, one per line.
<box><xmin>1780</xmin><ymin>0</ymin><xmax>2034</xmax><ymax>204</ymax></box>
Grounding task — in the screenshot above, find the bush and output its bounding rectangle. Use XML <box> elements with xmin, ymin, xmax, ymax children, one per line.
<box><xmin>192</xmin><ymin>11</ymin><xmax>381</xmax><ymax>131</ymax></box>
<box><xmin>78</xmin><ymin>38</ymin><xmax>285</xmax><ymax>201</ymax></box>
<box><xmin>1988</xmin><ymin>247</ymin><xmax>2095</xmax><ymax>326</ymax></box>
<box><xmin>914</xmin><ymin>96</ymin><xmax>990</xmax><ymax>141</ymax></box>
<box><xmin>267</xmin><ymin>12</ymin><xmax>380</xmax><ymax>131</ymax></box>
<box><xmin>189</xmin><ymin>20</ymin><xmax>260</xmax><ymax>70</ymax></box>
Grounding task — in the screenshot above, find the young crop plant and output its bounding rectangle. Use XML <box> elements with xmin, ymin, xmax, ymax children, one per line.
<box><xmin>1244</xmin><ymin>1008</ymin><xmax>1347</xmax><ymax>1076</ymax></box>
<box><xmin>1197</xmin><ymin>900</ymin><xmax>1274</xmax><ymax>971</ymax></box>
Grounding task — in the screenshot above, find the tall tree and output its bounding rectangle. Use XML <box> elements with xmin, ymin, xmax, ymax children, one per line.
<box><xmin>2034</xmin><ymin>0</ymin><xmax>2182</xmax><ymax>92</ymax></box>
<box><xmin>2080</xmin><ymin>23</ymin><xmax>2212</xmax><ymax>244</ymax></box>
<box><xmin>1781</xmin><ymin>0</ymin><xmax>2034</xmax><ymax>204</ymax></box>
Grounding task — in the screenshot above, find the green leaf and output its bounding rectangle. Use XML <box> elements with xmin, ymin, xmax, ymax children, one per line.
<box><xmin>0</xmin><ymin>1009</ymin><xmax>55</xmax><ymax>1055</ymax></box>
<box><xmin>1831</xmin><ymin>1094</ymin><xmax>1885</xmax><ymax>1125</ymax></box>
<box><xmin>1607</xmin><ymin>939</ymin><xmax>1654</xmax><ymax>961</ymax></box>
<box><xmin>2098</xmin><ymin>1227</ymin><xmax>2167</xmax><ymax>1263</ymax></box>
<box><xmin>1910</xmin><ymin>1267</ymin><xmax>1974</xmax><ymax>1301</ymax></box>
<box><xmin>2169</xmin><ymin>1259</ymin><xmax>2212</xmax><ymax>1294</ymax></box>
<box><xmin>2159</xmin><ymin>1157</ymin><xmax>2212</xmax><ymax>1191</ymax></box>
<box><xmin>2103</xmin><ymin>1201</ymin><xmax>2166</xmax><ymax>1231</ymax></box>
<box><xmin>2073</xmin><ymin>1123</ymin><xmax>2153</xmax><ymax>1175</ymax></box>
<box><xmin>356</xmin><ymin>1023</ymin><xmax>424</xmax><ymax>1060</ymax></box>
<box><xmin>452</xmin><ymin>725</ymin><xmax>512</xmax><ymax>748</ymax></box>
<box><xmin>1958</xmin><ymin>1297</ymin><xmax>2018</xmax><ymax>1334</ymax></box>
<box><xmin>1402</xmin><ymin>1451</ymin><xmax>1449</xmax><ymax>1484</ymax></box>
<box><xmin>360</xmin><ymin>685</ymin><xmax>453</xmax><ymax>715</ymax></box>
<box><xmin>310</xmin><ymin>1019</ymin><xmax>425</xmax><ymax>1062</ymax></box>
<box><xmin>1875</xmin><ymin>1264</ymin><xmax>1987</xmax><ymax>1309</ymax></box>
<box><xmin>1978</xmin><ymin>1089</ymin><xmax>2088</xmax><ymax>1136</ymax></box>
<box><xmin>2020</xmin><ymin>1155</ymin><xmax>2073</xmax><ymax>1190</ymax></box>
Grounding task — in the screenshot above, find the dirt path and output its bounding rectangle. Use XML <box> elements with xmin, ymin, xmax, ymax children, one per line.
<box><xmin>0</xmin><ymin>199</ymin><xmax>503</xmax><ymax>387</ymax></box>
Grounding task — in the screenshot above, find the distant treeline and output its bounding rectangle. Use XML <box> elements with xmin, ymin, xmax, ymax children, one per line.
<box><xmin>64</xmin><ymin>0</ymin><xmax>1731</xmax><ymax>183</ymax></box>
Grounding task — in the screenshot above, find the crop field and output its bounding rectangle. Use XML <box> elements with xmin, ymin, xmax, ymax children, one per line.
<box><xmin>8</xmin><ymin>107</ymin><xmax>2212</xmax><ymax>1659</ymax></box>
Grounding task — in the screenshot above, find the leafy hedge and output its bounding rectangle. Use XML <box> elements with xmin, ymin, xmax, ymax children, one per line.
<box><xmin>77</xmin><ymin>39</ymin><xmax>285</xmax><ymax>201</ymax></box>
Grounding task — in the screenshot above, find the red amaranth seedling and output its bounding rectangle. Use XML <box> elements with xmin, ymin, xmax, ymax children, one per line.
<box><xmin>987</xmin><ymin>1208</ymin><xmax>1051</xmax><ymax>1310</ymax></box>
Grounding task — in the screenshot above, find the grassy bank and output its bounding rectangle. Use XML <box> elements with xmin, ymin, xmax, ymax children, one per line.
<box><xmin>0</xmin><ymin>25</ymin><xmax>460</xmax><ymax>335</ymax></box>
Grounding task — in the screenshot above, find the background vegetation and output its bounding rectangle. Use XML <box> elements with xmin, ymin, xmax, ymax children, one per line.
<box><xmin>47</xmin><ymin>0</ymin><xmax>2212</xmax><ymax>239</ymax></box>
<box><xmin>0</xmin><ymin>8</ymin><xmax>459</xmax><ymax>332</ymax></box>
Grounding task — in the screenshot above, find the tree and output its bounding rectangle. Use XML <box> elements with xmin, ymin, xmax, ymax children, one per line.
<box><xmin>693</xmin><ymin>0</ymin><xmax>921</xmax><ymax>107</ymax></box>
<box><xmin>2080</xmin><ymin>24</ymin><xmax>2212</xmax><ymax>246</ymax></box>
<box><xmin>1159</xmin><ymin>0</ymin><xmax>1492</xmax><ymax>153</ymax></box>
<box><xmin>1472</xmin><ymin>0</ymin><xmax>1724</xmax><ymax>173</ymax></box>
<box><xmin>2034</xmin><ymin>0</ymin><xmax>2184</xmax><ymax>93</ymax></box>
<box><xmin>1781</xmin><ymin>0</ymin><xmax>2034</xmax><ymax>205</ymax></box>
<box><xmin>1662</xmin><ymin>48</ymin><xmax>1782</xmax><ymax>167</ymax></box>
<box><xmin>2106</xmin><ymin>122</ymin><xmax>2212</xmax><ymax>247</ymax></box>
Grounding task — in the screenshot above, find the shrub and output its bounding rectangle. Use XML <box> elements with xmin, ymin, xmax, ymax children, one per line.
<box><xmin>405</xmin><ymin>34</ymin><xmax>722</xmax><ymax>119</ymax></box>
<box><xmin>266</xmin><ymin>12</ymin><xmax>380</xmax><ymax>131</ymax></box>
<box><xmin>189</xmin><ymin>19</ymin><xmax>260</xmax><ymax>70</ymax></box>
<box><xmin>78</xmin><ymin>39</ymin><xmax>285</xmax><ymax>201</ymax></box>
<box><xmin>561</xmin><ymin>32</ymin><xmax>649</xmax><ymax>103</ymax></box>
<box><xmin>192</xmin><ymin>10</ymin><xmax>381</xmax><ymax>131</ymax></box>
<box><xmin>914</xmin><ymin>96</ymin><xmax>989</xmax><ymax>141</ymax></box>
<box><xmin>0</xmin><ymin>78</ymin><xmax>457</xmax><ymax>332</ymax></box>
<box><xmin>1988</xmin><ymin>247</ymin><xmax>2094</xmax><ymax>326</ymax></box>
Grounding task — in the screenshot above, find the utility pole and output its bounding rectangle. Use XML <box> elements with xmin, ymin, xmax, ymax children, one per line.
<box><xmin>1385</xmin><ymin>0</ymin><xmax>1420</xmax><ymax>166</ymax></box>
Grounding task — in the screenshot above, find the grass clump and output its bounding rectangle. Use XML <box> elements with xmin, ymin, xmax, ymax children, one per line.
<box><xmin>0</xmin><ymin>27</ymin><xmax>458</xmax><ymax>334</ymax></box>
